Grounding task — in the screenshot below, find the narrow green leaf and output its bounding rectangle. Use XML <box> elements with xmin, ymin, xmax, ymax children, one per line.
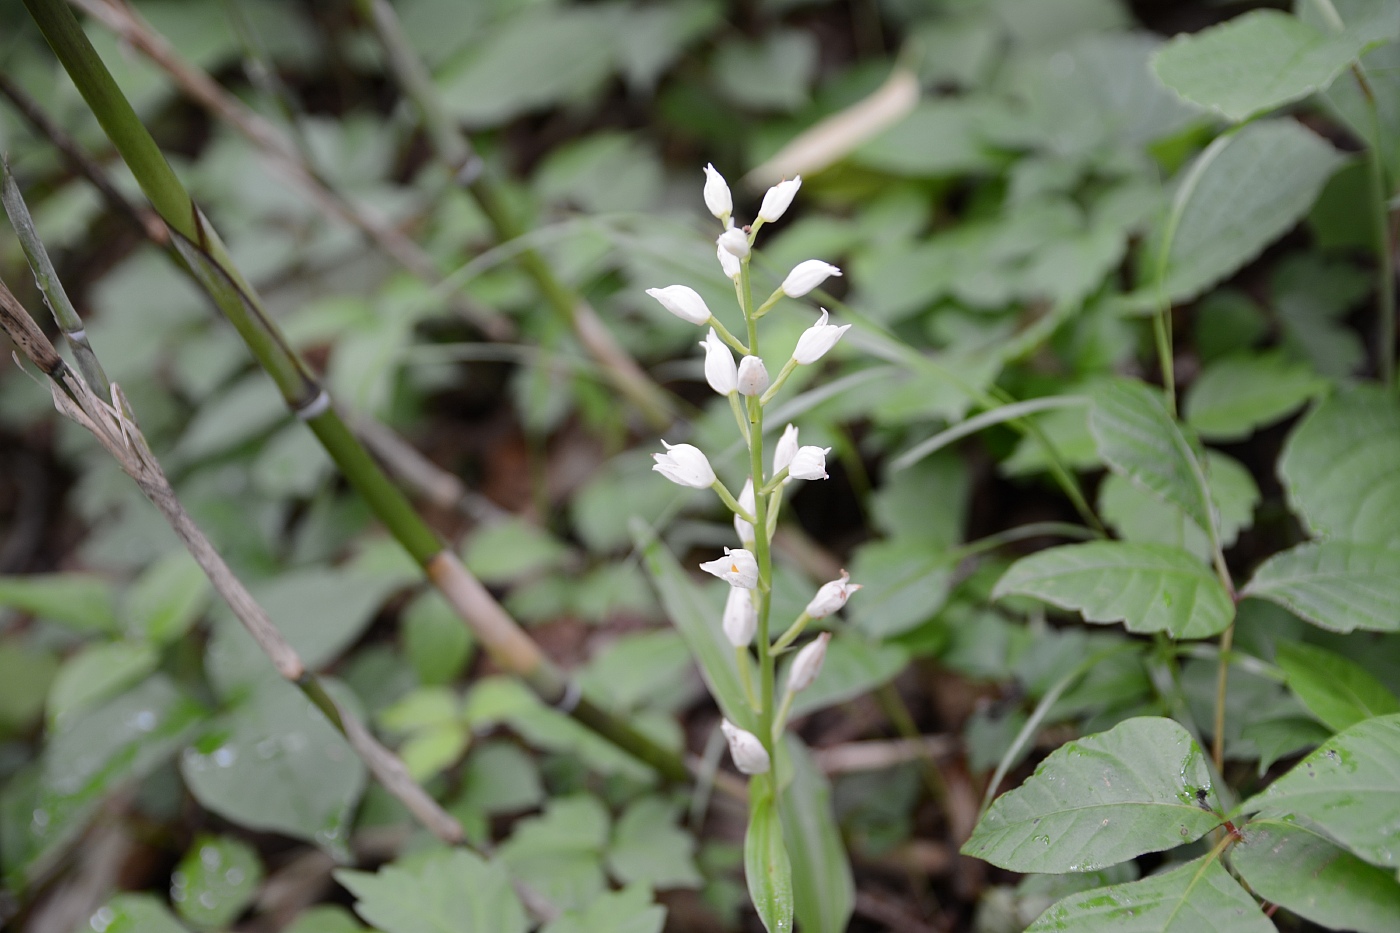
<box><xmin>1274</xmin><ymin>642</ymin><xmax>1400</xmax><ymax>731</ymax></box>
<box><xmin>963</xmin><ymin>717</ymin><xmax>1220</xmax><ymax>873</ymax></box>
<box><xmin>1090</xmin><ymin>379</ymin><xmax>1216</xmax><ymax>542</ymax></box>
<box><xmin>1183</xmin><ymin>352</ymin><xmax>1329</xmax><ymax>441</ymax></box>
<box><xmin>745</xmin><ymin>781</ymin><xmax>794</xmax><ymax>933</ymax></box>
<box><xmin>1243</xmin><ymin>540</ymin><xmax>1400</xmax><ymax>633</ymax></box>
<box><xmin>994</xmin><ymin>542</ymin><xmax>1234</xmax><ymax>639</ymax></box>
<box><xmin>0</xmin><ymin>573</ymin><xmax>118</xmax><ymax>633</ymax></box>
<box><xmin>1027</xmin><ymin>854</ymin><xmax>1274</xmax><ymax>932</ymax></box>
<box><xmin>336</xmin><ymin>848</ymin><xmax>527</xmax><ymax>933</ymax></box>
<box><xmin>633</xmin><ymin>520</ymin><xmax>756</xmax><ymax>732</ymax></box>
<box><xmin>778</xmin><ymin>737</ymin><xmax>854</xmax><ymax>933</ymax></box>
<box><xmin>1279</xmin><ymin>387</ymin><xmax>1400</xmax><ymax>546</ymax></box>
<box><xmin>1243</xmin><ymin>713</ymin><xmax>1400</xmax><ymax>868</ymax></box>
<box><xmin>1230</xmin><ymin>820</ymin><xmax>1400</xmax><ymax>933</ymax></box>
<box><xmin>1153</xmin><ymin>8</ymin><xmax>1396</xmax><ymax>122</ymax></box>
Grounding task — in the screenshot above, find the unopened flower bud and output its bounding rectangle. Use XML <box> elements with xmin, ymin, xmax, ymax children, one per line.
<box><xmin>789</xmin><ymin>445</ymin><xmax>831</xmax><ymax>481</ymax></box>
<box><xmin>700</xmin><ymin>328</ymin><xmax>737</xmax><ymax>395</ymax></box>
<box><xmin>700</xmin><ymin>547</ymin><xmax>759</xmax><ymax>589</ymax></box>
<box><xmin>792</xmin><ymin>309</ymin><xmax>851</xmax><ymax>365</ymax></box>
<box><xmin>721</xmin><ymin>719</ymin><xmax>771</xmax><ymax>774</ymax></box>
<box><xmin>788</xmin><ymin>632</ymin><xmax>831</xmax><ymax>693</ymax></box>
<box><xmin>736</xmin><ymin>355</ymin><xmax>769</xmax><ymax>397</ymax></box>
<box><xmin>652</xmin><ymin>441</ymin><xmax>716</xmax><ymax>488</ymax></box>
<box><xmin>774</xmin><ymin>424</ymin><xmax>799</xmax><ymax>477</ymax></box>
<box><xmin>717</xmin><ymin>242</ymin><xmax>741</xmax><ymax>280</ymax></box>
<box><xmin>782</xmin><ymin>260</ymin><xmax>842</xmax><ymax>298</ymax></box>
<box><xmin>717</xmin><ymin>226</ymin><xmax>750</xmax><ymax>260</ymax></box>
<box><xmin>723</xmin><ymin>586</ymin><xmax>757</xmax><ymax>647</ymax></box>
<box><xmin>703</xmin><ymin>164</ymin><xmax>733</xmax><ymax>223</ymax></box>
<box><xmin>734</xmin><ymin>478</ymin><xmax>756</xmax><ymax>543</ymax></box>
<box><xmin>805</xmin><ymin>570</ymin><xmax>861</xmax><ymax>619</ymax></box>
<box><xmin>758</xmin><ymin>176</ymin><xmax>801</xmax><ymax>223</ymax></box>
<box><xmin>647</xmin><ymin>285</ymin><xmax>712</xmax><ymax>325</ymax></box>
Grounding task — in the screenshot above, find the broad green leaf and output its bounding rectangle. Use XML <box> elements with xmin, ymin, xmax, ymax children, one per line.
<box><xmin>994</xmin><ymin>542</ymin><xmax>1234</xmax><ymax>639</ymax></box>
<box><xmin>1243</xmin><ymin>713</ymin><xmax>1400</xmax><ymax>868</ymax></box>
<box><xmin>634</xmin><ymin>521</ymin><xmax>756</xmax><ymax>732</ymax></box>
<box><xmin>1304</xmin><ymin>0</ymin><xmax>1400</xmax><ymax>186</ymax></box>
<box><xmin>1153</xmin><ymin>8</ymin><xmax>1396</xmax><ymax>122</ymax></box>
<box><xmin>454</xmin><ymin>740</ymin><xmax>544</xmax><ymax>818</ymax></box>
<box><xmin>1026</xmin><ymin>855</ymin><xmax>1274</xmax><ymax>932</ymax></box>
<box><xmin>498</xmin><ymin>794</ymin><xmax>609</xmax><ymax>910</ymax></box>
<box><xmin>284</xmin><ymin>906</ymin><xmax>368</xmax><ymax>933</ymax></box>
<box><xmin>1275</xmin><ymin>642</ymin><xmax>1400</xmax><ymax>731</ymax></box>
<box><xmin>461</xmin><ymin>518</ymin><xmax>569</xmax><ymax>585</ymax></box>
<box><xmin>0</xmin><ymin>645</ymin><xmax>57</xmax><ymax>731</ymax></box>
<box><xmin>788</xmin><ymin>636</ymin><xmax>909</xmax><ymax>718</ymax></box>
<box><xmin>1183</xmin><ymin>352</ymin><xmax>1329</xmax><ymax>442</ymax></box>
<box><xmin>337</xmin><ymin>849</ymin><xmax>527</xmax><ymax>933</ymax></box>
<box><xmin>174</xmin><ymin>373</ymin><xmax>287</xmax><ymax>463</ymax></box>
<box><xmin>1244</xmin><ymin>716</ymin><xmax>1333</xmax><ymax>775</ymax></box>
<box><xmin>1230</xmin><ymin>820</ymin><xmax>1400</xmax><ymax>933</ymax></box>
<box><xmin>181</xmin><ymin>679</ymin><xmax>365</xmax><ymax>853</ymax></box>
<box><xmin>1090</xmin><ymin>379</ymin><xmax>1216</xmax><ymax>542</ymax></box>
<box><xmin>1279</xmin><ymin>387</ymin><xmax>1400</xmax><ymax>546</ymax></box>
<box><xmin>124</xmin><ymin>551</ymin><xmax>211</xmax><ymax>645</ymax></box>
<box><xmin>541</xmin><ymin>886</ymin><xmax>665</xmax><ymax>933</ymax></box>
<box><xmin>1154</xmin><ymin>119</ymin><xmax>1344</xmax><ymax>303</ymax></box>
<box><xmin>745</xmin><ymin>782</ymin><xmax>794</xmax><ymax>933</ymax></box>
<box><xmin>1098</xmin><ymin>451</ymin><xmax>1259</xmax><ymax>561</ymax></box>
<box><xmin>171</xmin><ymin>835</ymin><xmax>263</xmax><ymax>930</ymax></box>
<box><xmin>606</xmin><ymin>796</ymin><xmax>702</xmax><ymax>889</ymax></box>
<box><xmin>579</xmin><ymin>630</ymin><xmax>694</xmax><ymax>713</ymax></box>
<box><xmin>711</xmin><ymin>30</ymin><xmax>816</xmax><ymax>113</ymax></box>
<box><xmin>848</xmin><ymin>540</ymin><xmax>953</xmax><ymax>639</ymax></box>
<box><xmin>46</xmin><ymin>641</ymin><xmax>159</xmax><ymax>729</ymax></box>
<box><xmin>1243</xmin><ymin>540</ymin><xmax>1400</xmax><ymax>633</ymax></box>
<box><xmin>854</xmin><ymin>98</ymin><xmax>1007</xmax><ymax>177</ymax></box>
<box><xmin>397</xmin><ymin>725</ymin><xmax>470</xmax><ymax>782</ymax></box>
<box><xmin>1274</xmin><ymin>251</ymin><xmax>1370</xmax><ymax>377</ymax></box>
<box><xmin>82</xmin><ymin>893</ymin><xmax>190</xmax><ymax>933</ymax></box>
<box><xmin>402</xmin><ymin>592</ymin><xmax>474</xmax><ymax>687</ymax></box>
<box><xmin>963</xmin><ymin>717</ymin><xmax>1219</xmax><ymax>873</ymax></box>
<box><xmin>778</xmin><ymin>738</ymin><xmax>854</xmax><ymax>933</ymax></box>
<box><xmin>0</xmin><ymin>573</ymin><xmax>118</xmax><ymax>633</ymax></box>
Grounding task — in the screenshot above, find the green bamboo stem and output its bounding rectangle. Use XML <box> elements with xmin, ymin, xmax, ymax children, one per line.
<box><xmin>24</xmin><ymin>0</ymin><xmax>689</xmax><ymax>785</ymax></box>
<box><xmin>348</xmin><ymin>0</ymin><xmax>676</xmax><ymax>429</ymax></box>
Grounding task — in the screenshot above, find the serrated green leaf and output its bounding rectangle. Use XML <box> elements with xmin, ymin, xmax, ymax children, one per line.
<box><xmin>1275</xmin><ymin>642</ymin><xmax>1400</xmax><ymax>731</ymax></box>
<box><xmin>0</xmin><ymin>574</ymin><xmax>118</xmax><ymax>633</ymax></box>
<box><xmin>499</xmin><ymin>794</ymin><xmax>609</xmax><ymax>910</ymax></box>
<box><xmin>1090</xmin><ymin>379</ymin><xmax>1217</xmax><ymax>542</ymax></box>
<box><xmin>336</xmin><ymin>849</ymin><xmax>526</xmax><ymax>933</ymax></box>
<box><xmin>994</xmin><ymin>542</ymin><xmax>1234</xmax><ymax>639</ymax></box>
<box><xmin>1279</xmin><ymin>387</ymin><xmax>1400</xmax><ymax>546</ymax></box>
<box><xmin>1153</xmin><ymin>8</ymin><xmax>1396</xmax><ymax>122</ymax></box>
<box><xmin>171</xmin><ymin>835</ymin><xmax>263</xmax><ymax>930</ymax></box>
<box><xmin>540</xmin><ymin>886</ymin><xmax>665</xmax><ymax>933</ymax></box>
<box><xmin>1230</xmin><ymin>820</ymin><xmax>1400</xmax><ymax>933</ymax></box>
<box><xmin>963</xmin><ymin>717</ymin><xmax>1219</xmax><ymax>873</ymax></box>
<box><xmin>1243</xmin><ymin>713</ymin><xmax>1400</xmax><ymax>868</ymax></box>
<box><xmin>1026</xmin><ymin>854</ymin><xmax>1274</xmax><ymax>932</ymax></box>
<box><xmin>606</xmin><ymin>796</ymin><xmax>702</xmax><ymax>889</ymax></box>
<box><xmin>1154</xmin><ymin>119</ymin><xmax>1344</xmax><ymax>303</ymax></box>
<box><xmin>1099</xmin><ymin>451</ymin><xmax>1258</xmax><ymax>561</ymax></box>
<box><xmin>1184</xmin><ymin>352</ymin><xmax>1329</xmax><ymax>441</ymax></box>
<box><xmin>745</xmin><ymin>782</ymin><xmax>794</xmax><ymax>933</ymax></box>
<box><xmin>1243</xmin><ymin>540</ymin><xmax>1400</xmax><ymax>633</ymax></box>
<box><xmin>778</xmin><ymin>738</ymin><xmax>854</xmax><ymax>933</ymax></box>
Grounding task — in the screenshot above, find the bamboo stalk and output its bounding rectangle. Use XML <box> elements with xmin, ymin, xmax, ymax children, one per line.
<box><xmin>22</xmin><ymin>0</ymin><xmax>690</xmax><ymax>785</ymax></box>
<box><xmin>349</xmin><ymin>0</ymin><xmax>676</xmax><ymax>429</ymax></box>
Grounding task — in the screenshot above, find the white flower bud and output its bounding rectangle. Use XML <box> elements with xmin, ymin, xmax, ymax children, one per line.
<box><xmin>789</xmin><ymin>445</ymin><xmax>831</xmax><ymax>481</ymax></box>
<box><xmin>652</xmin><ymin>441</ymin><xmax>716</xmax><ymax>489</ymax></box>
<box><xmin>805</xmin><ymin>570</ymin><xmax>861</xmax><ymax>619</ymax></box>
<box><xmin>717</xmin><ymin>241</ymin><xmax>741</xmax><ymax>280</ymax></box>
<box><xmin>721</xmin><ymin>719</ymin><xmax>771</xmax><ymax>774</ymax></box>
<box><xmin>700</xmin><ymin>328</ymin><xmax>737</xmax><ymax>396</ymax></box>
<box><xmin>734</xmin><ymin>478</ymin><xmax>756</xmax><ymax>543</ymax></box>
<box><xmin>736</xmin><ymin>355</ymin><xmax>769</xmax><ymax>397</ymax></box>
<box><xmin>792</xmin><ymin>309</ymin><xmax>851</xmax><ymax>365</ymax></box>
<box><xmin>723</xmin><ymin>586</ymin><xmax>757</xmax><ymax>648</ymax></box>
<box><xmin>758</xmin><ymin>176</ymin><xmax>801</xmax><ymax>223</ymax></box>
<box><xmin>781</xmin><ymin>260</ymin><xmax>842</xmax><ymax>298</ymax></box>
<box><xmin>717</xmin><ymin>227</ymin><xmax>750</xmax><ymax>259</ymax></box>
<box><xmin>700</xmin><ymin>547</ymin><xmax>759</xmax><ymax>589</ymax></box>
<box><xmin>703</xmin><ymin>164</ymin><xmax>732</xmax><ymax>223</ymax></box>
<box><xmin>774</xmin><ymin>423</ymin><xmax>799</xmax><ymax>476</ymax></box>
<box><xmin>646</xmin><ymin>285</ymin><xmax>712</xmax><ymax>325</ymax></box>
<box><xmin>787</xmin><ymin>632</ymin><xmax>831</xmax><ymax>693</ymax></box>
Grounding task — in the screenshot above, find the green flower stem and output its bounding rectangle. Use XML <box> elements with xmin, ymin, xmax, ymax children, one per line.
<box><xmin>753</xmin><ymin>288</ymin><xmax>784</xmax><ymax>319</ymax></box>
<box><xmin>770</xmin><ymin>612</ymin><xmax>811</xmax><ymax>654</ymax></box>
<box><xmin>758</xmin><ymin>358</ymin><xmax>798</xmax><ymax>406</ymax></box>
<box><xmin>1211</xmin><ymin>622</ymin><xmax>1235</xmax><ymax>774</ymax></box>
<box><xmin>736</xmin><ymin>646</ymin><xmax>760</xmax><ymax>711</ymax></box>
<box><xmin>765</xmin><ymin>488</ymin><xmax>784</xmax><ymax>542</ymax></box>
<box><xmin>771</xmin><ymin>685</ymin><xmax>795</xmax><ymax>741</ymax></box>
<box><xmin>23</xmin><ymin>0</ymin><xmax>690</xmax><ymax>786</ymax></box>
<box><xmin>728</xmin><ymin>393</ymin><xmax>751</xmax><ymax>445</ymax></box>
<box><xmin>759</xmin><ymin>468</ymin><xmax>790</xmax><ymax>496</ymax></box>
<box><xmin>711</xmin><ymin>479</ymin><xmax>756</xmax><ymax>525</ymax></box>
<box><xmin>709</xmin><ymin>315</ymin><xmax>750</xmax><ymax>355</ymax></box>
